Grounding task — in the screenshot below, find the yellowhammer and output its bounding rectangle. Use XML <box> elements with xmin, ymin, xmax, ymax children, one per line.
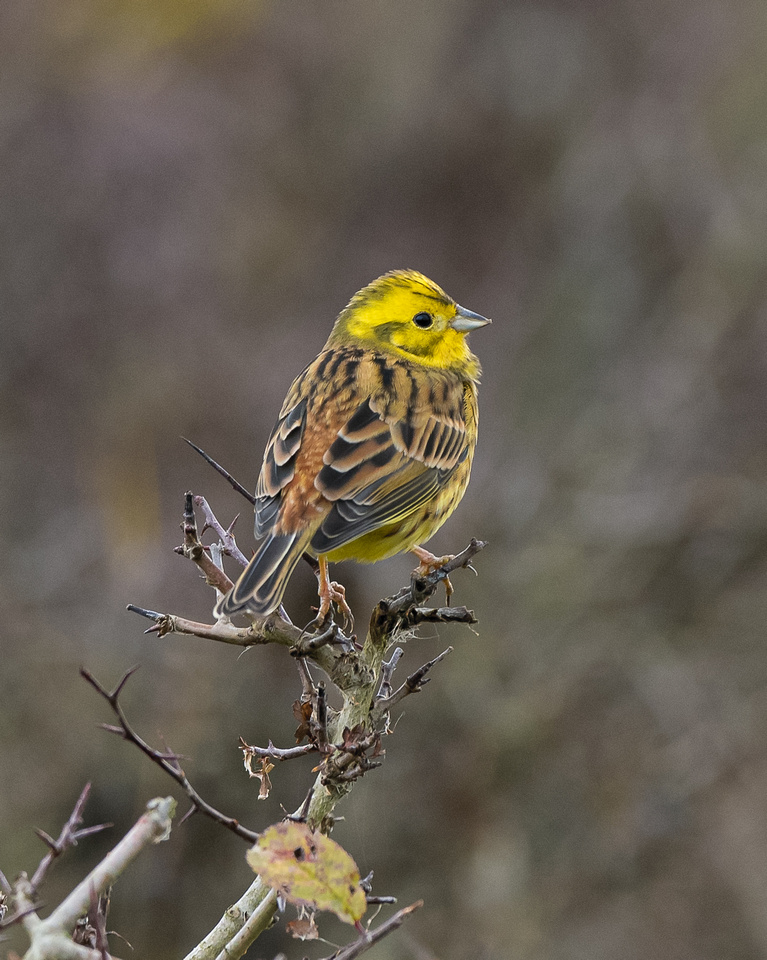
<box><xmin>215</xmin><ymin>269</ymin><xmax>490</xmax><ymax>624</ymax></box>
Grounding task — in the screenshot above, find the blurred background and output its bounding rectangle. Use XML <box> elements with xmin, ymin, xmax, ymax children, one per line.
<box><xmin>2</xmin><ymin>0</ymin><xmax>767</xmax><ymax>956</ymax></box>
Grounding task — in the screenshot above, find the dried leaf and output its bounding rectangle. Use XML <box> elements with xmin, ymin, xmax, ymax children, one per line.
<box><xmin>292</xmin><ymin>699</ymin><xmax>313</xmax><ymax>743</ymax></box>
<box><xmin>240</xmin><ymin>741</ymin><xmax>255</xmax><ymax>776</ymax></box>
<box><xmin>246</xmin><ymin>821</ymin><xmax>367</xmax><ymax>925</ymax></box>
<box><xmin>340</xmin><ymin>724</ymin><xmax>366</xmax><ymax>752</ymax></box>
<box><xmin>256</xmin><ymin>758</ymin><xmax>274</xmax><ymax>799</ymax></box>
<box><xmin>240</xmin><ymin>743</ymin><xmax>275</xmax><ymax>798</ymax></box>
<box><xmin>286</xmin><ymin>915</ymin><xmax>319</xmax><ymax>940</ymax></box>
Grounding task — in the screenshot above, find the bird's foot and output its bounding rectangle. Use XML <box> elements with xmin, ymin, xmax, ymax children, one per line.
<box><xmin>304</xmin><ymin>556</ymin><xmax>354</xmax><ymax>636</ymax></box>
<box><xmin>310</xmin><ymin>578</ymin><xmax>354</xmax><ymax>634</ymax></box>
<box><xmin>411</xmin><ymin>546</ymin><xmax>456</xmax><ymax>604</ymax></box>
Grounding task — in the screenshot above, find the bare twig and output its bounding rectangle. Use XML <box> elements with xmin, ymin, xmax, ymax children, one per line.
<box><xmin>314</xmin><ymin>683</ymin><xmax>330</xmax><ymax>755</ymax></box>
<box><xmin>375</xmin><ymin>648</ymin><xmax>453</xmax><ymax>712</ymax></box>
<box><xmin>81</xmin><ymin>668</ymin><xmax>259</xmax><ymax>844</ymax></box>
<box><xmin>182</xmin><ymin>438</ymin><xmax>256</xmax><ymax>506</ymax></box>
<box><xmin>16</xmin><ymin>796</ymin><xmax>174</xmax><ymax>956</ymax></box>
<box><xmin>318</xmin><ymin>900</ymin><xmax>424</xmax><ymax>960</ymax></box>
<box><xmin>321</xmin><ymin>726</ymin><xmax>384</xmax><ymax>786</ymax></box>
<box><xmin>360</xmin><ymin>871</ymin><xmax>396</xmax><ymax>906</ymax></box>
<box><xmin>377</xmin><ymin>648</ymin><xmax>404</xmax><ymax>702</ymax></box>
<box><xmin>142</xmin><ymin>536</ymin><xmax>480</xmax><ymax>959</ymax></box>
<box><xmin>176</xmin><ymin>492</ymin><xmax>235</xmax><ymax>595</ymax></box>
<box><xmin>194</xmin><ymin>495</ymin><xmax>249</xmax><ymax>567</ymax></box>
<box><xmin>126</xmin><ymin>604</ymin><xmax>301</xmax><ymax>648</ymax></box>
<box><xmin>72</xmin><ymin>886</ymin><xmax>111</xmax><ymax>957</ymax></box>
<box><xmin>370</xmin><ymin>539</ymin><xmax>487</xmax><ymax>640</ymax></box>
<box><xmin>239</xmin><ymin>737</ymin><xmax>318</xmax><ymax>763</ymax></box>
<box><xmin>295</xmin><ymin>657</ymin><xmax>316</xmax><ymax>701</ymax></box>
<box><xmin>290</xmin><ymin>620</ymin><xmax>355</xmax><ymax>656</ymax></box>
<box><xmin>30</xmin><ymin>783</ymin><xmax>112</xmax><ymax>892</ymax></box>
<box><xmin>403</xmin><ymin>605</ymin><xmax>477</xmax><ymax>627</ymax></box>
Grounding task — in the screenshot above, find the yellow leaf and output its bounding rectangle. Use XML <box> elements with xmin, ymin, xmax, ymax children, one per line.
<box><xmin>246</xmin><ymin>822</ymin><xmax>367</xmax><ymax>925</ymax></box>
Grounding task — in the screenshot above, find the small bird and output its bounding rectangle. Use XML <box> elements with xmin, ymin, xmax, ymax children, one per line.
<box><xmin>215</xmin><ymin>269</ymin><xmax>490</xmax><ymax>625</ymax></box>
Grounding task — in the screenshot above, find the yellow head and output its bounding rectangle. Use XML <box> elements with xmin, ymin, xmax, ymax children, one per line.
<box><xmin>327</xmin><ymin>269</ymin><xmax>491</xmax><ymax>374</ymax></box>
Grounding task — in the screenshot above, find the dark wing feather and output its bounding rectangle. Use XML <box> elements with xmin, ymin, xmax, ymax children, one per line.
<box><xmin>310</xmin><ymin>389</ymin><xmax>469</xmax><ymax>554</ymax></box>
<box><xmin>311</xmin><ymin>462</ymin><xmax>450</xmax><ymax>555</ymax></box>
<box><xmin>215</xmin><ymin>529</ymin><xmax>312</xmax><ymax>616</ymax></box>
<box><xmin>254</xmin><ymin>396</ymin><xmax>307</xmax><ymax>538</ymax></box>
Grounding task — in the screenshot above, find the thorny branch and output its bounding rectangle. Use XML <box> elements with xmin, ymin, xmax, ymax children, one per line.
<box><xmin>319</xmin><ymin>900</ymin><xmax>424</xmax><ymax>960</ymax></box>
<box><xmin>191</xmin><ymin>494</ymin><xmax>249</xmax><ymax>568</ymax></box>
<box><xmin>125</xmin><ymin>603</ymin><xmax>301</xmax><ymax>648</ymax></box>
<box><xmin>370</xmin><ymin>538</ymin><xmax>487</xmax><ymax>641</ymax></box>
<box><xmin>176</xmin><ymin>491</ymin><xmax>234</xmax><ymax>596</ymax></box>
<box><xmin>81</xmin><ymin>667</ymin><xmax>259</xmax><ymax>844</ymax></box>
<box><xmin>239</xmin><ymin>738</ymin><xmax>319</xmax><ymax>763</ymax></box>
<box><xmin>0</xmin><ymin>786</ymin><xmax>111</xmax><ymax>933</ymax></box>
<box><xmin>377</xmin><ymin>648</ymin><xmax>404</xmax><ymax>702</ymax></box>
<box><xmin>30</xmin><ymin>783</ymin><xmax>112</xmax><ymax>893</ymax></box>
<box><xmin>6</xmin><ymin>797</ymin><xmax>174</xmax><ymax>960</ymax></box>
<box><xmin>375</xmin><ymin>647</ymin><xmax>454</xmax><ymax>712</ymax></box>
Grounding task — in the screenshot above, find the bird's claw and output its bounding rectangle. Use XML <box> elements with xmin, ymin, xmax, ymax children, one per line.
<box><xmin>331</xmin><ymin>580</ymin><xmax>355</xmax><ymax>631</ymax></box>
<box><xmin>411</xmin><ymin>547</ymin><xmax>456</xmax><ymax>604</ymax></box>
<box><xmin>312</xmin><ymin>579</ymin><xmax>354</xmax><ymax>633</ymax></box>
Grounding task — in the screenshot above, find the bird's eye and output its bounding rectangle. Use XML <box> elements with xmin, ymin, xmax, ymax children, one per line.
<box><xmin>412</xmin><ymin>312</ymin><xmax>433</xmax><ymax>329</ymax></box>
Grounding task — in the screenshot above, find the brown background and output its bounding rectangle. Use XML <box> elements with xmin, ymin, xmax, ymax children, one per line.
<box><xmin>2</xmin><ymin>0</ymin><xmax>767</xmax><ymax>957</ymax></box>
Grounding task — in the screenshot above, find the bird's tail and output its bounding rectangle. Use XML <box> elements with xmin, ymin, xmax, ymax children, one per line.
<box><xmin>214</xmin><ymin>530</ymin><xmax>312</xmax><ymax>618</ymax></box>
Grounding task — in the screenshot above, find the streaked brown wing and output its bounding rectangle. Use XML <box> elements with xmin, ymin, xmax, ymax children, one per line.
<box><xmin>314</xmin><ymin>398</ymin><xmax>467</xmax><ymax>500</ymax></box>
<box><xmin>310</xmin><ymin>384</ymin><xmax>470</xmax><ymax>553</ymax></box>
<box><xmin>254</xmin><ymin>373</ymin><xmax>312</xmax><ymax>537</ymax></box>
<box><xmin>253</xmin><ymin>348</ymin><xmax>470</xmax><ymax>555</ymax></box>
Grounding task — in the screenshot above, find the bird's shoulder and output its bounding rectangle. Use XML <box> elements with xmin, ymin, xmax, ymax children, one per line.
<box><xmin>290</xmin><ymin>344</ymin><xmax>471</xmax><ymax>423</ymax></box>
<box><xmin>260</xmin><ymin>345</ymin><xmax>474</xmax><ymax>498</ymax></box>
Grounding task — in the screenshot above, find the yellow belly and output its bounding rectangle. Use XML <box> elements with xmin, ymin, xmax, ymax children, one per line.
<box><xmin>323</xmin><ymin>460</ymin><xmax>472</xmax><ymax>563</ymax></box>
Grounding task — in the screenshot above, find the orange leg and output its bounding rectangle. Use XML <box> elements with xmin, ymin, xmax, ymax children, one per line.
<box><xmin>411</xmin><ymin>545</ymin><xmax>455</xmax><ymax>604</ymax></box>
<box><xmin>314</xmin><ymin>555</ymin><xmax>354</xmax><ymax>630</ymax></box>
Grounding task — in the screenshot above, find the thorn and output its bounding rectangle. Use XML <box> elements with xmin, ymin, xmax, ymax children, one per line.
<box><xmin>179</xmin><ymin>805</ymin><xmax>198</xmax><ymax>827</ymax></box>
<box><xmin>33</xmin><ymin>828</ymin><xmax>58</xmax><ymax>851</ymax></box>
<box><xmin>113</xmin><ymin>665</ymin><xmax>140</xmax><ymax>699</ymax></box>
<box><xmin>126</xmin><ymin>604</ymin><xmax>163</xmax><ymax>622</ymax></box>
<box><xmin>98</xmin><ymin>723</ymin><xmax>125</xmax><ymax>736</ymax></box>
<box><xmin>181</xmin><ymin>438</ymin><xmax>256</xmax><ymax>505</ymax></box>
<box><xmin>74</xmin><ymin>823</ymin><xmax>113</xmax><ymax>840</ymax></box>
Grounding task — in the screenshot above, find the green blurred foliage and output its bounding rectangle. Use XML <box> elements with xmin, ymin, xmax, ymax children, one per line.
<box><xmin>2</xmin><ymin>0</ymin><xmax>767</xmax><ymax>957</ymax></box>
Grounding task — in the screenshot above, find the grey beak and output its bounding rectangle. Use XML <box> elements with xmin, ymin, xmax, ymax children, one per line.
<box><xmin>450</xmin><ymin>304</ymin><xmax>492</xmax><ymax>332</ymax></box>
